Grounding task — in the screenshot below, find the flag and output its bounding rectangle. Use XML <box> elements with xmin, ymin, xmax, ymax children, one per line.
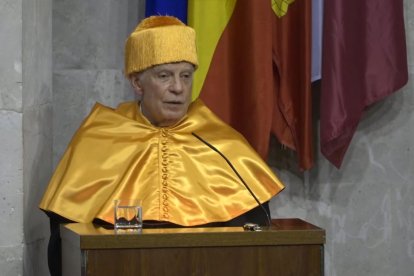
<box><xmin>311</xmin><ymin>0</ymin><xmax>323</xmax><ymax>82</ymax></box>
<box><xmin>188</xmin><ymin>0</ymin><xmax>237</xmax><ymax>100</ymax></box>
<box><xmin>189</xmin><ymin>0</ymin><xmax>313</xmax><ymax>170</ymax></box>
<box><xmin>320</xmin><ymin>0</ymin><xmax>408</xmax><ymax>168</ymax></box>
<box><xmin>272</xmin><ymin>0</ymin><xmax>295</xmax><ymax>18</ymax></box>
<box><xmin>145</xmin><ymin>0</ymin><xmax>188</xmax><ymax>23</ymax></box>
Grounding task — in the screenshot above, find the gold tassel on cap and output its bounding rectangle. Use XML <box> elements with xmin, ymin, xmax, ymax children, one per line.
<box><xmin>125</xmin><ymin>16</ymin><xmax>198</xmax><ymax>76</ymax></box>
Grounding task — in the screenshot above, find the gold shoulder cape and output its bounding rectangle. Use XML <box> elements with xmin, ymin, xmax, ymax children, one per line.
<box><xmin>39</xmin><ymin>99</ymin><xmax>284</xmax><ymax>226</ymax></box>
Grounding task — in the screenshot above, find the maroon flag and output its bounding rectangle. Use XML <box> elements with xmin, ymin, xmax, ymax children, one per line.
<box><xmin>320</xmin><ymin>0</ymin><xmax>408</xmax><ymax>168</ymax></box>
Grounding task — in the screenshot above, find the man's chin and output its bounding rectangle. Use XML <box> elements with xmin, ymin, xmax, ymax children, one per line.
<box><xmin>158</xmin><ymin>113</ymin><xmax>186</xmax><ymax>127</ymax></box>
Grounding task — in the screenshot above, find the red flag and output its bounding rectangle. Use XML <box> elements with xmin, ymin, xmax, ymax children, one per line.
<box><xmin>197</xmin><ymin>0</ymin><xmax>313</xmax><ymax>170</ymax></box>
<box><xmin>271</xmin><ymin>0</ymin><xmax>313</xmax><ymax>170</ymax></box>
<box><xmin>320</xmin><ymin>0</ymin><xmax>408</xmax><ymax>168</ymax></box>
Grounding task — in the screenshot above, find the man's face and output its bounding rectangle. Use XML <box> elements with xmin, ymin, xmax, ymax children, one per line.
<box><xmin>131</xmin><ymin>62</ymin><xmax>195</xmax><ymax>127</ymax></box>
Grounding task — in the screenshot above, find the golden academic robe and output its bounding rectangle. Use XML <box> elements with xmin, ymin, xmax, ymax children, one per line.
<box><xmin>39</xmin><ymin>99</ymin><xmax>284</xmax><ymax>226</ymax></box>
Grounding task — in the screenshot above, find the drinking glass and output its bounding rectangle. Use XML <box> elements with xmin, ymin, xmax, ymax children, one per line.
<box><xmin>114</xmin><ymin>199</ymin><xmax>142</xmax><ymax>233</ymax></box>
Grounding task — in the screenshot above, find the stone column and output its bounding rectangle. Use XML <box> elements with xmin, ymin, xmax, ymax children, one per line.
<box><xmin>22</xmin><ymin>0</ymin><xmax>53</xmax><ymax>275</ymax></box>
<box><xmin>0</xmin><ymin>0</ymin><xmax>25</xmax><ymax>274</ymax></box>
<box><xmin>0</xmin><ymin>0</ymin><xmax>53</xmax><ymax>274</ymax></box>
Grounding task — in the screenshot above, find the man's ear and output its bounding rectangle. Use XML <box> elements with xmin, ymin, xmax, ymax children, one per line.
<box><xmin>130</xmin><ymin>74</ymin><xmax>143</xmax><ymax>97</ymax></box>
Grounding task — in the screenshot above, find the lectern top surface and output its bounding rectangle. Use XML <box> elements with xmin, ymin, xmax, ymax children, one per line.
<box><xmin>61</xmin><ymin>218</ymin><xmax>325</xmax><ymax>249</ymax></box>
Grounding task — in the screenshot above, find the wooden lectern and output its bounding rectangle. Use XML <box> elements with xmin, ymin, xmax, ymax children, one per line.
<box><xmin>61</xmin><ymin>218</ymin><xmax>325</xmax><ymax>276</ymax></box>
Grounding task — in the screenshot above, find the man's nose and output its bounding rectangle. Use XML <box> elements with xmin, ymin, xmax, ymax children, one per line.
<box><xmin>169</xmin><ymin>75</ymin><xmax>184</xmax><ymax>93</ymax></box>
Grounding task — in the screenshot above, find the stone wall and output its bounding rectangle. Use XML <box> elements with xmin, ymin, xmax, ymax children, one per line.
<box><xmin>52</xmin><ymin>0</ymin><xmax>142</xmax><ymax>164</ymax></box>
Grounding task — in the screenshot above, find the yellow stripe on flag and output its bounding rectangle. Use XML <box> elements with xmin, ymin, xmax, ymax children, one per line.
<box><xmin>188</xmin><ymin>0</ymin><xmax>237</xmax><ymax>99</ymax></box>
<box><xmin>271</xmin><ymin>0</ymin><xmax>295</xmax><ymax>17</ymax></box>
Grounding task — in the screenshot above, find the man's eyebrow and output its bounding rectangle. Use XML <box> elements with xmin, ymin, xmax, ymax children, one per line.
<box><xmin>150</xmin><ymin>67</ymin><xmax>170</xmax><ymax>74</ymax></box>
<box><xmin>180</xmin><ymin>67</ymin><xmax>195</xmax><ymax>73</ymax></box>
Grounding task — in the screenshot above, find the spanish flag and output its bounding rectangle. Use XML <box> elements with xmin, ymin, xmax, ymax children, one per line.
<box><xmin>189</xmin><ymin>0</ymin><xmax>313</xmax><ymax>170</ymax></box>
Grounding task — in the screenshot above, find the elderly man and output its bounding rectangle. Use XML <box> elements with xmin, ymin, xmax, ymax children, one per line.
<box><xmin>40</xmin><ymin>15</ymin><xmax>284</xmax><ymax>275</ymax></box>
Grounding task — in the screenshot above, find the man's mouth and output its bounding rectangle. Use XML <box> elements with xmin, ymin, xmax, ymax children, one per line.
<box><xmin>164</xmin><ymin>101</ymin><xmax>183</xmax><ymax>105</ymax></box>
